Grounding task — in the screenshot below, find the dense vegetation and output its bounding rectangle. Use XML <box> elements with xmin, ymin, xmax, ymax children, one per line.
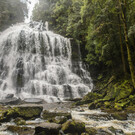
<box><xmin>0</xmin><ymin>0</ymin><xmax>26</xmax><ymax>31</ymax></box>
<box><xmin>33</xmin><ymin>0</ymin><xmax>135</xmax><ymax>85</ymax></box>
<box><xmin>33</xmin><ymin>0</ymin><xmax>135</xmax><ymax>110</ymax></box>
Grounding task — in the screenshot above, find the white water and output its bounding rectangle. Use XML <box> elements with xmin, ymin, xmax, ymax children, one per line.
<box><xmin>72</xmin><ymin>107</ymin><xmax>135</xmax><ymax>134</ymax></box>
<box><xmin>0</xmin><ymin>22</ymin><xmax>93</xmax><ymax>102</ymax></box>
<box><xmin>20</xmin><ymin>0</ymin><xmax>39</xmax><ymax>23</ymax></box>
<box><xmin>0</xmin><ymin>0</ymin><xmax>93</xmax><ymax>102</ymax></box>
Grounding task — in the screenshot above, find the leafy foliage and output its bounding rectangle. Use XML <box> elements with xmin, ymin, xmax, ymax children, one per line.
<box><xmin>0</xmin><ymin>0</ymin><xmax>26</xmax><ymax>31</ymax></box>
<box><xmin>33</xmin><ymin>0</ymin><xmax>135</xmax><ymax>83</ymax></box>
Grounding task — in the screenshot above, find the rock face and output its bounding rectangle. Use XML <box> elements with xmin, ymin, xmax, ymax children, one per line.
<box><xmin>35</xmin><ymin>122</ymin><xmax>62</xmax><ymax>135</ymax></box>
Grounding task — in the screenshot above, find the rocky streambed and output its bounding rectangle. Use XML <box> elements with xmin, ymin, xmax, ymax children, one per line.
<box><xmin>0</xmin><ymin>100</ymin><xmax>135</xmax><ymax>135</ymax></box>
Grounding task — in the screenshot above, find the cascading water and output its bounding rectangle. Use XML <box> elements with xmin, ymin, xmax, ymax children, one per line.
<box><xmin>0</xmin><ymin>0</ymin><xmax>93</xmax><ymax>102</ymax></box>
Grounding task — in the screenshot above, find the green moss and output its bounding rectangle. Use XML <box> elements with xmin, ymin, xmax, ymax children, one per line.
<box><xmin>14</xmin><ymin>117</ymin><xmax>26</xmax><ymax>125</ymax></box>
<box><xmin>85</xmin><ymin>127</ymin><xmax>97</xmax><ymax>135</ymax></box>
<box><xmin>7</xmin><ymin>126</ymin><xmax>34</xmax><ymax>135</ymax></box>
<box><xmin>75</xmin><ymin>92</ymin><xmax>102</xmax><ymax>106</ymax></box>
<box><xmin>42</xmin><ymin>110</ymin><xmax>71</xmax><ymax>122</ymax></box>
<box><xmin>62</xmin><ymin>120</ymin><xmax>85</xmax><ymax>134</ymax></box>
<box><xmin>104</xmin><ymin>102</ymin><xmax>111</xmax><ymax>108</ymax></box>
<box><xmin>0</xmin><ymin>106</ymin><xmax>43</xmax><ymax>122</ymax></box>
<box><xmin>104</xmin><ymin>80</ymin><xmax>133</xmax><ymax>101</ymax></box>
<box><xmin>111</xmin><ymin>112</ymin><xmax>127</xmax><ymax>120</ymax></box>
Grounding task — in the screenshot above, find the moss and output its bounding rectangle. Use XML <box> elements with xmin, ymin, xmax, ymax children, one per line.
<box><xmin>75</xmin><ymin>92</ymin><xmax>102</xmax><ymax>106</ymax></box>
<box><xmin>7</xmin><ymin>126</ymin><xmax>34</xmax><ymax>135</ymax></box>
<box><xmin>42</xmin><ymin>110</ymin><xmax>71</xmax><ymax>122</ymax></box>
<box><xmin>0</xmin><ymin>106</ymin><xmax>43</xmax><ymax>122</ymax></box>
<box><xmin>104</xmin><ymin>102</ymin><xmax>111</xmax><ymax>108</ymax></box>
<box><xmin>104</xmin><ymin>80</ymin><xmax>133</xmax><ymax>101</ymax></box>
<box><xmin>14</xmin><ymin>117</ymin><xmax>26</xmax><ymax>125</ymax></box>
<box><xmin>62</xmin><ymin>120</ymin><xmax>85</xmax><ymax>134</ymax></box>
<box><xmin>85</xmin><ymin>127</ymin><xmax>97</xmax><ymax>135</ymax></box>
<box><xmin>111</xmin><ymin>112</ymin><xmax>127</xmax><ymax>120</ymax></box>
<box><xmin>14</xmin><ymin>107</ymin><xmax>43</xmax><ymax>119</ymax></box>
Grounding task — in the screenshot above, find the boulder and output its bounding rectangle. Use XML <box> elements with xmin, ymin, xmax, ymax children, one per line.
<box><xmin>96</xmin><ymin>129</ymin><xmax>112</xmax><ymax>135</ymax></box>
<box><xmin>0</xmin><ymin>106</ymin><xmax>43</xmax><ymax>122</ymax></box>
<box><xmin>35</xmin><ymin>122</ymin><xmax>62</xmax><ymax>135</ymax></box>
<box><xmin>108</xmin><ymin>126</ymin><xmax>124</xmax><ymax>135</ymax></box>
<box><xmin>42</xmin><ymin>110</ymin><xmax>71</xmax><ymax>124</ymax></box>
<box><xmin>7</xmin><ymin>126</ymin><xmax>34</xmax><ymax>135</ymax></box>
<box><xmin>62</xmin><ymin>120</ymin><xmax>85</xmax><ymax>134</ymax></box>
<box><xmin>85</xmin><ymin>127</ymin><xmax>97</xmax><ymax>135</ymax></box>
<box><xmin>111</xmin><ymin>112</ymin><xmax>127</xmax><ymax>120</ymax></box>
<box><xmin>5</xmin><ymin>94</ymin><xmax>14</xmax><ymax>99</ymax></box>
<box><xmin>0</xmin><ymin>97</ymin><xmax>21</xmax><ymax>105</ymax></box>
<box><xmin>14</xmin><ymin>117</ymin><xmax>26</xmax><ymax>125</ymax></box>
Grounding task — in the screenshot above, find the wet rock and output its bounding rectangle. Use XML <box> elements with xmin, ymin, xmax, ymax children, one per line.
<box><xmin>7</xmin><ymin>126</ymin><xmax>34</xmax><ymax>135</ymax></box>
<box><xmin>75</xmin><ymin>107</ymin><xmax>85</xmax><ymax>112</ymax></box>
<box><xmin>108</xmin><ymin>126</ymin><xmax>124</xmax><ymax>134</ymax></box>
<box><xmin>96</xmin><ymin>129</ymin><xmax>112</xmax><ymax>135</ymax></box>
<box><xmin>0</xmin><ymin>106</ymin><xmax>43</xmax><ymax>122</ymax></box>
<box><xmin>35</xmin><ymin>122</ymin><xmax>62</xmax><ymax>135</ymax></box>
<box><xmin>50</xmin><ymin>116</ymin><xmax>68</xmax><ymax>124</ymax></box>
<box><xmin>62</xmin><ymin>120</ymin><xmax>85</xmax><ymax>134</ymax></box>
<box><xmin>85</xmin><ymin>127</ymin><xmax>97</xmax><ymax>135</ymax></box>
<box><xmin>104</xmin><ymin>80</ymin><xmax>133</xmax><ymax>102</ymax></box>
<box><xmin>65</xmin><ymin>98</ymin><xmax>82</xmax><ymax>102</ymax></box>
<box><xmin>5</xmin><ymin>94</ymin><xmax>14</xmax><ymax>99</ymax></box>
<box><xmin>23</xmin><ymin>98</ymin><xmax>44</xmax><ymax>104</ymax></box>
<box><xmin>128</xmin><ymin>113</ymin><xmax>135</xmax><ymax>120</ymax></box>
<box><xmin>88</xmin><ymin>113</ymin><xmax>112</xmax><ymax>121</ymax></box>
<box><xmin>111</xmin><ymin>112</ymin><xmax>127</xmax><ymax>120</ymax></box>
<box><xmin>75</xmin><ymin>92</ymin><xmax>102</xmax><ymax>105</ymax></box>
<box><xmin>0</xmin><ymin>97</ymin><xmax>21</xmax><ymax>105</ymax></box>
<box><xmin>42</xmin><ymin>110</ymin><xmax>71</xmax><ymax>123</ymax></box>
<box><xmin>81</xmin><ymin>133</ymin><xmax>89</xmax><ymax>135</ymax></box>
<box><xmin>14</xmin><ymin>117</ymin><xmax>26</xmax><ymax>125</ymax></box>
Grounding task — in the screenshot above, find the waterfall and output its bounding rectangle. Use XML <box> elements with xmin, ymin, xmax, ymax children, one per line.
<box><xmin>0</xmin><ymin>0</ymin><xmax>93</xmax><ymax>102</ymax></box>
<box><xmin>20</xmin><ymin>0</ymin><xmax>39</xmax><ymax>23</ymax></box>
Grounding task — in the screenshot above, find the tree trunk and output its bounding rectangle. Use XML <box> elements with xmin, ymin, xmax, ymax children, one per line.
<box><xmin>118</xmin><ymin>15</ymin><xmax>127</xmax><ymax>74</ymax></box>
<box><xmin>118</xmin><ymin>0</ymin><xmax>135</xmax><ymax>88</ymax></box>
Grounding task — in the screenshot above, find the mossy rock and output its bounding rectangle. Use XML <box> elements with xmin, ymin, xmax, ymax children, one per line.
<box><xmin>75</xmin><ymin>92</ymin><xmax>102</xmax><ymax>105</ymax></box>
<box><xmin>0</xmin><ymin>106</ymin><xmax>43</xmax><ymax>122</ymax></box>
<box><xmin>51</xmin><ymin>116</ymin><xmax>68</xmax><ymax>124</ymax></box>
<box><xmin>104</xmin><ymin>80</ymin><xmax>133</xmax><ymax>101</ymax></box>
<box><xmin>14</xmin><ymin>117</ymin><xmax>26</xmax><ymax>125</ymax></box>
<box><xmin>62</xmin><ymin>120</ymin><xmax>85</xmax><ymax>134</ymax></box>
<box><xmin>108</xmin><ymin>126</ymin><xmax>124</xmax><ymax>134</ymax></box>
<box><xmin>111</xmin><ymin>112</ymin><xmax>127</xmax><ymax>120</ymax></box>
<box><xmin>85</xmin><ymin>127</ymin><xmax>97</xmax><ymax>135</ymax></box>
<box><xmin>104</xmin><ymin>102</ymin><xmax>111</xmax><ymax>108</ymax></box>
<box><xmin>14</xmin><ymin>106</ymin><xmax>43</xmax><ymax>120</ymax></box>
<box><xmin>42</xmin><ymin>110</ymin><xmax>71</xmax><ymax>123</ymax></box>
<box><xmin>114</xmin><ymin>101</ymin><xmax>130</xmax><ymax>111</ymax></box>
<box><xmin>9</xmin><ymin>125</ymin><xmax>34</xmax><ymax>134</ymax></box>
<box><xmin>7</xmin><ymin>126</ymin><xmax>34</xmax><ymax>135</ymax></box>
<box><xmin>126</xmin><ymin>106</ymin><xmax>135</xmax><ymax>113</ymax></box>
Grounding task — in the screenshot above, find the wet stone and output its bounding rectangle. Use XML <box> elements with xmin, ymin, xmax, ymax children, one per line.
<box><xmin>23</xmin><ymin>98</ymin><xmax>44</xmax><ymax>104</ymax></box>
<box><xmin>35</xmin><ymin>122</ymin><xmax>62</xmax><ymax>135</ymax></box>
<box><xmin>0</xmin><ymin>97</ymin><xmax>21</xmax><ymax>105</ymax></box>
